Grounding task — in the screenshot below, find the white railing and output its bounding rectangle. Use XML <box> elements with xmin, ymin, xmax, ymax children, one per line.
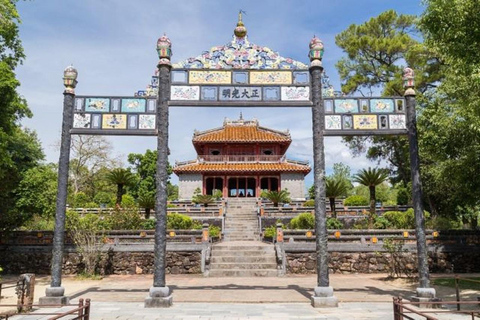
<box><xmin>198</xmin><ymin>155</ymin><xmax>285</xmax><ymax>163</ymax></box>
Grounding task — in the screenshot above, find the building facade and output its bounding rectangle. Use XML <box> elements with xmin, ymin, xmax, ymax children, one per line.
<box><xmin>174</xmin><ymin>116</ymin><xmax>310</xmax><ymax>199</ymax></box>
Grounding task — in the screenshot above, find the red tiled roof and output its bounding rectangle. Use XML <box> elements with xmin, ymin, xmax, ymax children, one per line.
<box><xmin>193</xmin><ymin>125</ymin><xmax>291</xmax><ymax>143</ymax></box>
<box><xmin>173</xmin><ymin>162</ymin><xmax>310</xmax><ymax>174</ymax></box>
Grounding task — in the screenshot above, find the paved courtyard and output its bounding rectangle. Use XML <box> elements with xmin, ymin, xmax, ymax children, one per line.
<box><xmin>1</xmin><ymin>273</ymin><xmax>478</xmax><ymax>319</ymax></box>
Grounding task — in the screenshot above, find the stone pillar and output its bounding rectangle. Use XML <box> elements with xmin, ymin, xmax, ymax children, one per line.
<box><xmin>40</xmin><ymin>66</ymin><xmax>77</xmax><ymax>305</ymax></box>
<box><xmin>308</xmin><ymin>36</ymin><xmax>338</xmax><ymax>308</ymax></box>
<box><xmin>403</xmin><ymin>68</ymin><xmax>436</xmax><ymax>301</ymax></box>
<box><xmin>145</xmin><ymin>34</ymin><xmax>173</xmax><ymax>308</ymax></box>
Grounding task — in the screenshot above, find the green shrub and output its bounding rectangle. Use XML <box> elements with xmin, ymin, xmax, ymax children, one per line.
<box><xmin>212</xmin><ymin>189</ymin><xmax>223</xmax><ymax>200</ymax></box>
<box><xmin>94</xmin><ymin>192</ymin><xmax>113</xmax><ymax>207</ymax></box>
<box><xmin>74</xmin><ymin>192</ymin><xmax>91</xmax><ymax>208</ymax></box>
<box><xmin>396</xmin><ymin>187</ymin><xmax>410</xmax><ymax>205</ymax></box>
<box><xmin>140</xmin><ymin>219</ymin><xmax>156</xmax><ymax>230</ymax></box>
<box><xmin>327</xmin><ymin>217</ymin><xmax>343</xmax><ymax>229</ymax></box>
<box><xmin>290</xmin><ymin>213</ymin><xmax>315</xmax><ymax>229</ymax></box>
<box><xmin>192</xmin><ymin>220</ymin><xmax>203</xmax><ymax>230</ymax></box>
<box><xmin>121</xmin><ymin>194</ymin><xmax>136</xmax><ymax>208</ymax></box>
<box><xmin>263</xmin><ymin>225</ymin><xmax>276</xmax><ymax>238</ymax></box>
<box><xmin>192</xmin><ymin>194</ymin><xmax>214</xmax><ymax>207</ymax></box>
<box><xmin>167</xmin><ymin>213</ymin><xmax>193</xmax><ymax>229</ymax></box>
<box><xmin>303</xmin><ymin>199</ymin><xmax>315</xmax><ymax>207</ymax></box>
<box><xmin>84</xmin><ymin>202</ymin><xmax>99</xmax><ymax>208</ymax></box>
<box><xmin>21</xmin><ymin>214</ymin><xmax>55</xmax><ymax>230</ymax></box>
<box><xmin>430</xmin><ymin>216</ymin><xmax>462</xmax><ymax>230</ymax></box>
<box><xmin>106</xmin><ymin>207</ymin><xmax>143</xmax><ymax>230</ymax></box>
<box><xmin>373</xmin><ymin>216</ymin><xmax>392</xmax><ymax>229</ymax></box>
<box><xmin>344</xmin><ymin>195</ymin><xmax>369</xmax><ymax>206</ymax></box>
<box><xmin>383</xmin><ymin>208</ymin><xmax>430</xmax><ymax>229</ymax></box>
<box><xmin>209</xmin><ymin>225</ymin><xmax>221</xmax><ymax>237</ymax></box>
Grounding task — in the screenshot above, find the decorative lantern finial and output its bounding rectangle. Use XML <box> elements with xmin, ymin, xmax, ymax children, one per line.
<box><xmin>234</xmin><ymin>10</ymin><xmax>247</xmax><ymax>38</ymax></box>
<box><xmin>157</xmin><ymin>33</ymin><xmax>172</xmax><ymax>66</ymax></box>
<box><xmin>403</xmin><ymin>67</ymin><xmax>415</xmax><ymax>96</ymax></box>
<box><xmin>63</xmin><ymin>65</ymin><xmax>78</xmax><ymax>94</ymax></box>
<box><xmin>309</xmin><ymin>36</ymin><xmax>324</xmax><ymax>68</ymax></box>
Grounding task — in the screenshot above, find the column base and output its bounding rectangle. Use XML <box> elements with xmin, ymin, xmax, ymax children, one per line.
<box><xmin>144</xmin><ymin>286</ymin><xmax>173</xmax><ymax>308</ymax></box>
<box><xmin>39</xmin><ymin>286</ymin><xmax>69</xmax><ymax>305</ymax></box>
<box><xmin>411</xmin><ymin>287</ymin><xmax>440</xmax><ymax>308</ymax></box>
<box><xmin>311</xmin><ymin>286</ymin><xmax>338</xmax><ymax>308</ymax></box>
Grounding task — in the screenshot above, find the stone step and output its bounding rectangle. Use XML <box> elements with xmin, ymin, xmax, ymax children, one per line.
<box><xmin>210</xmin><ymin>262</ymin><xmax>277</xmax><ymax>270</ymax></box>
<box><xmin>212</xmin><ymin>244</ymin><xmax>272</xmax><ymax>250</ymax></box>
<box><xmin>212</xmin><ymin>246</ymin><xmax>273</xmax><ymax>253</ymax></box>
<box><xmin>212</xmin><ymin>249</ymin><xmax>273</xmax><ymax>256</ymax></box>
<box><xmin>208</xmin><ymin>269</ymin><xmax>278</xmax><ymax>277</ymax></box>
<box><xmin>211</xmin><ymin>256</ymin><xmax>276</xmax><ymax>263</ymax></box>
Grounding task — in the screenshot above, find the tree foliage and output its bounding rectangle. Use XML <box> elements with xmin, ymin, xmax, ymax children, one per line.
<box><xmin>0</xmin><ymin>1</ymin><xmax>44</xmax><ymax>230</ymax></box>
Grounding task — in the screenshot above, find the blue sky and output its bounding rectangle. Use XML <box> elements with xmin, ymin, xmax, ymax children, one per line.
<box><xmin>16</xmin><ymin>0</ymin><xmax>424</xmax><ymax>187</ymax></box>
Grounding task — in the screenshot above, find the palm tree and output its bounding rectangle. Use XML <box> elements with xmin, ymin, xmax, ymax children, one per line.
<box><xmin>193</xmin><ymin>194</ymin><xmax>214</xmax><ymax>207</ymax></box>
<box><xmin>325</xmin><ymin>178</ymin><xmax>348</xmax><ymax>219</ymax></box>
<box><xmin>106</xmin><ymin>168</ymin><xmax>136</xmax><ymax>206</ymax></box>
<box><xmin>264</xmin><ymin>190</ymin><xmax>291</xmax><ymax>207</ymax></box>
<box><xmin>353</xmin><ymin>167</ymin><xmax>389</xmax><ymax>228</ymax></box>
<box><xmin>138</xmin><ymin>192</ymin><xmax>155</xmax><ymax>219</ymax></box>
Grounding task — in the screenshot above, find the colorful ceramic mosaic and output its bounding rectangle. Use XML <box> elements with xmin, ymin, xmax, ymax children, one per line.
<box><xmin>102</xmin><ymin>114</ymin><xmax>127</xmax><ymax>129</ymax></box>
<box><xmin>139</xmin><ymin>115</ymin><xmax>156</xmax><ymax>129</ymax></box>
<box><xmin>325</xmin><ymin>115</ymin><xmax>342</xmax><ymax>130</ymax></box>
<box><xmin>170</xmin><ymin>86</ymin><xmax>200</xmax><ymax>100</ymax></box>
<box><xmin>73</xmin><ymin>114</ymin><xmax>91</xmax><ymax>128</ymax></box>
<box><xmin>121</xmin><ymin>99</ymin><xmax>146</xmax><ymax>113</ymax></box>
<box><xmin>250</xmin><ymin>71</ymin><xmax>292</xmax><ymax>84</ymax></box>
<box><xmin>85</xmin><ymin>98</ymin><xmax>110</xmax><ymax>112</ymax></box>
<box><xmin>370</xmin><ymin>99</ymin><xmax>394</xmax><ymax>113</ymax></box>
<box><xmin>389</xmin><ymin>114</ymin><xmax>406</xmax><ymax>129</ymax></box>
<box><xmin>281</xmin><ymin>87</ymin><xmax>310</xmax><ymax>101</ymax></box>
<box><xmin>353</xmin><ymin>115</ymin><xmax>377</xmax><ymax>130</ymax></box>
<box><xmin>173</xmin><ymin>36</ymin><xmax>308</xmax><ymax>70</ymax></box>
<box><xmin>334</xmin><ymin>99</ymin><xmax>358</xmax><ymax>113</ymax></box>
<box><xmin>189</xmin><ymin>71</ymin><xmax>231</xmax><ymax>84</ymax></box>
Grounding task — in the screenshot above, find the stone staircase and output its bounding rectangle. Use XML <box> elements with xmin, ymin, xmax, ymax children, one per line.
<box><xmin>208</xmin><ymin>198</ymin><xmax>278</xmax><ymax>277</ymax></box>
<box><xmin>223</xmin><ymin>198</ymin><xmax>259</xmax><ymax>241</ymax></box>
<box><xmin>208</xmin><ymin>241</ymin><xmax>278</xmax><ymax>277</ymax></box>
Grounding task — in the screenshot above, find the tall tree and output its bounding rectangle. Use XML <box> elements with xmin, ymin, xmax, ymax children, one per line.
<box><xmin>335</xmin><ymin>10</ymin><xmax>442</xmax><ymax>186</ymax></box>
<box><xmin>353</xmin><ymin>167</ymin><xmax>389</xmax><ymax>228</ymax></box>
<box><xmin>106</xmin><ymin>168</ymin><xmax>136</xmax><ymax>206</ymax></box>
<box><xmin>325</xmin><ymin>178</ymin><xmax>348</xmax><ymax>219</ymax></box>
<box><xmin>0</xmin><ymin>0</ymin><xmax>44</xmax><ymax>230</ymax></box>
<box><xmin>417</xmin><ymin>0</ymin><xmax>480</xmax><ymax>220</ymax></box>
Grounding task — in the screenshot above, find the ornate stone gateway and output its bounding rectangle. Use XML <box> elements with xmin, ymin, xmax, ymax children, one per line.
<box><xmin>42</xmin><ymin>12</ymin><xmax>433</xmax><ymax>308</ymax></box>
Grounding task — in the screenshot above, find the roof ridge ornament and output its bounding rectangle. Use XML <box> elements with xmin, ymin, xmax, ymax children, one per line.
<box><xmin>234</xmin><ymin>10</ymin><xmax>247</xmax><ymax>39</ymax></box>
<box><xmin>309</xmin><ymin>35</ymin><xmax>324</xmax><ymax>68</ymax></box>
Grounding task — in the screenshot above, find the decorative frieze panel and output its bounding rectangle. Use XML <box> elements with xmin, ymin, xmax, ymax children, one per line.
<box><xmin>323</xmin><ymin>97</ymin><xmax>407</xmax><ymax>136</ymax></box>
<box><xmin>71</xmin><ymin>96</ymin><xmax>157</xmax><ymax>135</ymax></box>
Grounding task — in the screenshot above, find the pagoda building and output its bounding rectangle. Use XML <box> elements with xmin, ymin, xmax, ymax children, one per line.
<box><xmin>173</xmin><ymin>115</ymin><xmax>311</xmax><ymax>199</ymax></box>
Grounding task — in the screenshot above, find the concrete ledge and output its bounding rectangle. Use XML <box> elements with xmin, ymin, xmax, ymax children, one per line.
<box><xmin>311</xmin><ymin>286</ymin><xmax>338</xmax><ymax>308</ymax></box>
<box><xmin>144</xmin><ymin>295</ymin><xmax>173</xmax><ymax>308</ymax></box>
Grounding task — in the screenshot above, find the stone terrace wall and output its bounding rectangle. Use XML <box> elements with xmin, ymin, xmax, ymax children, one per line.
<box><xmin>0</xmin><ymin>248</ymin><xmax>201</xmax><ymax>275</ymax></box>
<box><xmin>286</xmin><ymin>251</ymin><xmax>480</xmax><ymax>274</ymax></box>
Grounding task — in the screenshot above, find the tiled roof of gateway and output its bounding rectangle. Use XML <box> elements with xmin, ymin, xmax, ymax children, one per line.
<box><xmin>193</xmin><ymin>117</ymin><xmax>291</xmax><ymax>143</ymax></box>
<box><xmin>173</xmin><ymin>162</ymin><xmax>311</xmax><ymax>174</ymax></box>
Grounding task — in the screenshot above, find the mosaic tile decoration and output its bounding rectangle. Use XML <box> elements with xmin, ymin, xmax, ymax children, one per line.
<box><xmin>334</xmin><ymin>99</ymin><xmax>359</xmax><ymax>113</ymax></box>
<box><xmin>173</xmin><ymin>36</ymin><xmax>308</xmax><ymax>70</ymax></box>
<box><xmin>73</xmin><ymin>114</ymin><xmax>91</xmax><ymax>128</ymax></box>
<box><xmin>85</xmin><ymin>98</ymin><xmax>110</xmax><ymax>112</ymax></box>
<box><xmin>139</xmin><ymin>115</ymin><xmax>156</xmax><ymax>129</ymax></box>
<box><xmin>370</xmin><ymin>99</ymin><xmax>395</xmax><ymax>113</ymax></box>
<box><xmin>389</xmin><ymin>114</ymin><xmax>406</xmax><ymax>129</ymax></box>
<box><xmin>325</xmin><ymin>115</ymin><xmax>342</xmax><ymax>130</ymax></box>
<box><xmin>189</xmin><ymin>71</ymin><xmax>231</xmax><ymax>84</ymax></box>
<box><xmin>281</xmin><ymin>86</ymin><xmax>310</xmax><ymax>101</ymax></box>
<box><xmin>121</xmin><ymin>98</ymin><xmax>146</xmax><ymax>113</ymax></box>
<box><xmin>170</xmin><ymin>86</ymin><xmax>200</xmax><ymax>100</ymax></box>
<box><xmin>102</xmin><ymin>114</ymin><xmax>127</xmax><ymax>129</ymax></box>
<box><xmin>250</xmin><ymin>71</ymin><xmax>292</xmax><ymax>85</ymax></box>
<box><xmin>353</xmin><ymin>115</ymin><xmax>377</xmax><ymax>130</ymax></box>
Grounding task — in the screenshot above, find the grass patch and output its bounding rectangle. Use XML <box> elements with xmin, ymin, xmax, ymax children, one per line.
<box><xmin>433</xmin><ymin>277</ymin><xmax>480</xmax><ymax>291</ymax></box>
